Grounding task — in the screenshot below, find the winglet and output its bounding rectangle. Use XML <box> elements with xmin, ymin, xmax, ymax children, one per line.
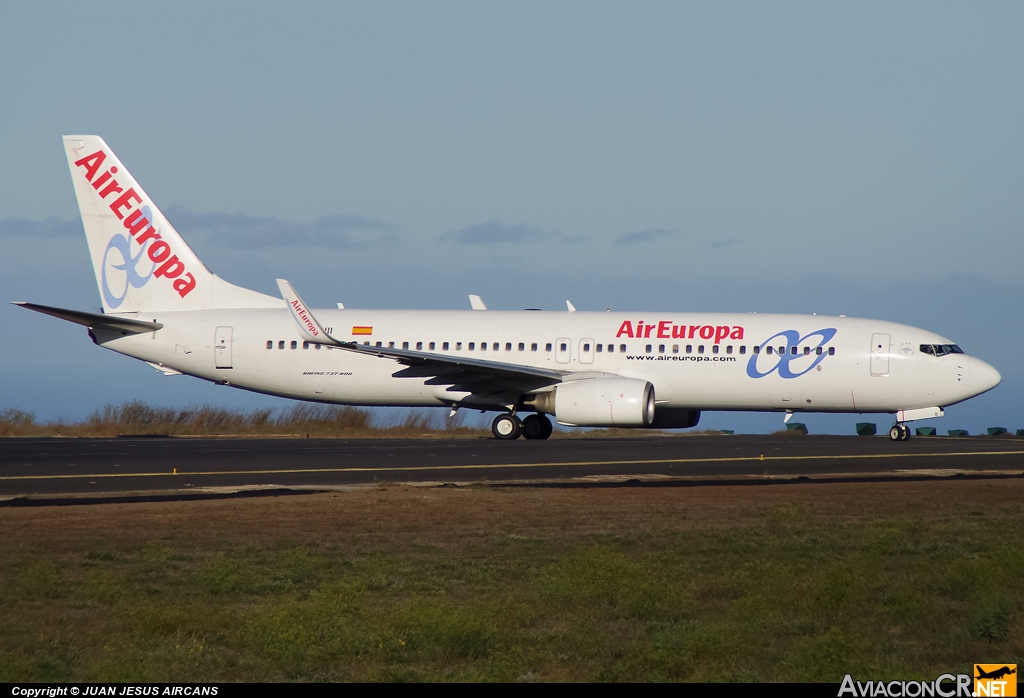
<box><xmin>469</xmin><ymin>294</ymin><xmax>487</xmax><ymax>310</ymax></box>
<box><xmin>276</xmin><ymin>279</ymin><xmax>343</xmax><ymax>345</ymax></box>
<box><xmin>566</xmin><ymin>300</ymin><xmax>576</xmax><ymax>312</ymax></box>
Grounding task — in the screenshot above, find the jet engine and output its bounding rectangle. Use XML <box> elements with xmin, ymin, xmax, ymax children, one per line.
<box><xmin>548</xmin><ymin>377</ymin><xmax>656</xmax><ymax>427</ymax></box>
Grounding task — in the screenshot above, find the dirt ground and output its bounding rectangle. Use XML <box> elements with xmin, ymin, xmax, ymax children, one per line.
<box><xmin>3</xmin><ymin>477</ymin><xmax>1021</xmax><ymax>552</ymax></box>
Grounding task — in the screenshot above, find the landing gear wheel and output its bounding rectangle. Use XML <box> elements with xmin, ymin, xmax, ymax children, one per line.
<box><xmin>889</xmin><ymin>424</ymin><xmax>911</xmax><ymax>441</ymax></box>
<box><xmin>492</xmin><ymin>413</ymin><xmax>522</xmax><ymax>440</ymax></box>
<box><xmin>522</xmin><ymin>414</ymin><xmax>553</xmax><ymax>440</ymax></box>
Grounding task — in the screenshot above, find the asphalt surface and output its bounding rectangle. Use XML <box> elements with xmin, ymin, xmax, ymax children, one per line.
<box><xmin>1</xmin><ymin>434</ymin><xmax>1023</xmax><ymax>502</ymax></box>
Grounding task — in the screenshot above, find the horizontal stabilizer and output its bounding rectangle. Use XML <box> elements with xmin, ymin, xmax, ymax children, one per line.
<box><xmin>13</xmin><ymin>302</ymin><xmax>163</xmax><ymax>334</ymax></box>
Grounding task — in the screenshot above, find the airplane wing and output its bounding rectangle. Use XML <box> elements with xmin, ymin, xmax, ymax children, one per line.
<box><xmin>276</xmin><ymin>280</ymin><xmax>564</xmax><ymax>384</ymax></box>
<box><xmin>13</xmin><ymin>302</ymin><xmax>163</xmax><ymax>335</ymax></box>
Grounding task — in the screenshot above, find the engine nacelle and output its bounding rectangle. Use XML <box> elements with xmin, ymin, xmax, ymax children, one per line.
<box><xmin>553</xmin><ymin>378</ymin><xmax>655</xmax><ymax>427</ymax></box>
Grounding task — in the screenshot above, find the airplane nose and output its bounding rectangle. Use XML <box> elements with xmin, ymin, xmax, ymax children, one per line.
<box><xmin>969</xmin><ymin>357</ymin><xmax>1001</xmax><ymax>396</ymax></box>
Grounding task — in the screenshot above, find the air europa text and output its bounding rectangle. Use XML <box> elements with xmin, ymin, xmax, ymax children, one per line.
<box><xmin>616</xmin><ymin>320</ymin><xmax>744</xmax><ymax>343</ymax></box>
<box><xmin>74</xmin><ymin>150</ymin><xmax>196</xmax><ymax>298</ymax></box>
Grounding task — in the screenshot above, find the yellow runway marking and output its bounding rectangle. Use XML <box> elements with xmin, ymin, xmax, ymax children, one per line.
<box><xmin>2</xmin><ymin>450</ymin><xmax>1024</xmax><ymax>481</ymax></box>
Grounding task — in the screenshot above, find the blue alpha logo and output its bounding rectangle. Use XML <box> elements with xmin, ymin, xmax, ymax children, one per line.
<box><xmin>101</xmin><ymin>205</ymin><xmax>157</xmax><ymax>309</ymax></box>
<box><xmin>746</xmin><ymin>328</ymin><xmax>837</xmax><ymax>379</ymax></box>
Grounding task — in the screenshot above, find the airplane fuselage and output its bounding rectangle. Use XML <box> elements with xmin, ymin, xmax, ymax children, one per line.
<box><xmin>95</xmin><ymin>308</ymin><xmax>996</xmax><ymax>416</ymax></box>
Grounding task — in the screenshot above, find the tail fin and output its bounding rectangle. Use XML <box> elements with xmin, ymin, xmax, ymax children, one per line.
<box><xmin>63</xmin><ymin>136</ymin><xmax>282</xmax><ymax>313</ymax></box>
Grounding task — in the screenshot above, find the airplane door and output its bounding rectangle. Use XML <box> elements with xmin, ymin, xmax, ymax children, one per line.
<box><xmin>215</xmin><ymin>326</ymin><xmax>233</xmax><ymax>369</ymax></box>
<box><xmin>555</xmin><ymin>337</ymin><xmax>571</xmax><ymax>364</ymax></box>
<box><xmin>578</xmin><ymin>338</ymin><xmax>594</xmax><ymax>364</ymax></box>
<box><xmin>870</xmin><ymin>333</ymin><xmax>890</xmax><ymax>376</ymax></box>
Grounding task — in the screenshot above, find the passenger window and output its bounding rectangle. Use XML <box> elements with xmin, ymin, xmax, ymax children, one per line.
<box><xmin>519</xmin><ymin>342</ymin><xmax>525</xmax><ymax>351</ymax></box>
<box><xmin>546</xmin><ymin>343</ymin><xmax>552</xmax><ymax>352</ymax></box>
<box><xmin>389</xmin><ymin>342</ymin><xmax>395</xmax><ymax>348</ymax></box>
<box><xmin>672</xmin><ymin>344</ymin><xmax>679</xmax><ymax>354</ymax></box>
<box><xmin>375</xmin><ymin>341</ymin><xmax>382</xmax><ymax>347</ymax></box>
<box><xmin>363</xmin><ymin>341</ymin><xmax>370</xmax><ymax>346</ymax></box>
<box><xmin>480</xmin><ymin>342</ymin><xmax>486</xmax><ymax>351</ymax></box>
<box><xmin>303</xmin><ymin>341</ymin><xmax>309</xmax><ymax>349</ymax></box>
<box><xmin>560</xmin><ymin>342</ymin><xmax>568</xmax><ymax>351</ymax></box>
<box><xmin>790</xmin><ymin>346</ymin><xmax>796</xmax><ymax>355</ymax></box>
<box><xmin>584</xmin><ymin>343</ymin><xmax>591</xmax><ymax>352</ymax></box>
<box><xmin>646</xmin><ymin>345</ymin><xmax>653</xmax><ymax>353</ymax></box>
<box><xmin>739</xmin><ymin>346</ymin><xmax>746</xmax><ymax>355</ymax></box>
<box><xmin>469</xmin><ymin>342</ymin><xmax>475</xmax><ymax>350</ymax></box>
<box><xmin>620</xmin><ymin>344</ymin><xmax>626</xmax><ymax>352</ymax></box>
<box><xmin>289</xmin><ymin>341</ymin><xmax>297</xmax><ymax>349</ymax></box>
<box><xmin>803</xmin><ymin>347</ymin><xmax>810</xmax><ymax>355</ymax></box>
<box><xmin>416</xmin><ymin>342</ymin><xmax>423</xmax><ymax>350</ymax></box>
<box><xmin>442</xmin><ymin>342</ymin><xmax>449</xmax><ymax>350</ymax></box>
<box><xmin>597</xmin><ymin>344</ymin><xmax>603</xmax><ymax>353</ymax></box>
<box><xmin>266</xmin><ymin>340</ymin><xmax>273</xmax><ymax>349</ymax></box>
<box><xmin>712</xmin><ymin>345</ymin><xmax>719</xmax><ymax>354</ymax></box>
<box><xmin>494</xmin><ymin>343</ymin><xmax>500</xmax><ymax>351</ymax></box>
<box><xmin>532</xmin><ymin>343</ymin><xmax>538</xmax><ymax>351</ymax></box>
<box><xmin>315</xmin><ymin>344</ymin><xmax>321</xmax><ymax>350</ymax></box>
<box><xmin>686</xmin><ymin>345</ymin><xmax>692</xmax><ymax>354</ymax></box>
<box><xmin>656</xmin><ymin>344</ymin><xmax>663</xmax><ymax>353</ymax></box>
<box><xmin>778</xmin><ymin>346</ymin><xmax>785</xmax><ymax>355</ymax></box>
<box><xmin>278</xmin><ymin>340</ymin><xmax>285</xmax><ymax>350</ymax></box>
<box><xmin>726</xmin><ymin>345</ymin><xmax>733</xmax><ymax>354</ymax></box>
<box><xmin>506</xmin><ymin>342</ymin><xmax>512</xmax><ymax>351</ymax></box>
<box><xmin>456</xmin><ymin>342</ymin><xmax>462</xmax><ymax>350</ymax></box>
<box><xmin>828</xmin><ymin>347</ymin><xmax>835</xmax><ymax>355</ymax></box>
<box><xmin>698</xmin><ymin>345</ymin><xmax>704</xmax><ymax>354</ymax></box>
<box><xmin>765</xmin><ymin>346</ymin><xmax>772</xmax><ymax>355</ymax></box>
<box><xmin>403</xmin><ymin>342</ymin><xmax>410</xmax><ymax>350</ymax></box>
<box><xmin>816</xmin><ymin>347</ymin><xmax>823</xmax><ymax>356</ymax></box>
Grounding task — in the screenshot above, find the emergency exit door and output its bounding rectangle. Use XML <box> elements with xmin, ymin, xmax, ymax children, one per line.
<box><xmin>215</xmin><ymin>326</ymin><xmax>233</xmax><ymax>369</ymax></box>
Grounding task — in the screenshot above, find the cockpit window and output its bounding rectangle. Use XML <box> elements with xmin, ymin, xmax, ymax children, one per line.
<box><xmin>920</xmin><ymin>344</ymin><xmax>964</xmax><ymax>356</ymax></box>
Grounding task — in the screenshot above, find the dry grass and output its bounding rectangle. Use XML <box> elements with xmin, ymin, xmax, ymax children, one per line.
<box><xmin>0</xmin><ymin>403</ymin><xmax>485</xmax><ymax>438</ymax></box>
<box><xmin>0</xmin><ymin>403</ymin><xmax>737</xmax><ymax>439</ymax></box>
<box><xmin>1</xmin><ymin>479</ymin><xmax>1022</xmax><ymax>681</ymax></box>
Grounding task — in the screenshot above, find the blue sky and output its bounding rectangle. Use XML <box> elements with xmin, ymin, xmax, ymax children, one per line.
<box><xmin>1</xmin><ymin>2</ymin><xmax>1021</xmax><ymax>433</ymax></box>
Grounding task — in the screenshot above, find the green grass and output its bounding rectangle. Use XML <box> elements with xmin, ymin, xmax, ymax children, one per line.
<box><xmin>0</xmin><ymin>493</ymin><xmax>1021</xmax><ymax>682</ymax></box>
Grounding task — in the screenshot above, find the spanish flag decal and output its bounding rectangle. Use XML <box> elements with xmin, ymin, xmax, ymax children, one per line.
<box><xmin>352</xmin><ymin>326</ymin><xmax>373</xmax><ymax>336</ymax></box>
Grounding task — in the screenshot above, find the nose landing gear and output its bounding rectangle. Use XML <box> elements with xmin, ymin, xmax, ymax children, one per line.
<box><xmin>889</xmin><ymin>423</ymin><xmax>911</xmax><ymax>441</ymax></box>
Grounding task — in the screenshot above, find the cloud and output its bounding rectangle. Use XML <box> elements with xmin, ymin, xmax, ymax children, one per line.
<box><xmin>0</xmin><ymin>209</ymin><xmax>395</xmax><ymax>251</ymax></box>
<box><xmin>163</xmin><ymin>206</ymin><xmax>393</xmax><ymax>249</ymax></box>
<box><xmin>711</xmin><ymin>238</ymin><xmax>739</xmax><ymax>249</ymax></box>
<box><xmin>0</xmin><ymin>217</ymin><xmax>81</xmax><ymax>238</ymax></box>
<box><xmin>615</xmin><ymin>228</ymin><xmax>677</xmax><ymax>245</ymax></box>
<box><xmin>441</xmin><ymin>220</ymin><xmax>547</xmax><ymax>245</ymax></box>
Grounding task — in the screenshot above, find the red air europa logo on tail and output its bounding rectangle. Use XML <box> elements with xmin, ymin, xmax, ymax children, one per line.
<box><xmin>75</xmin><ymin>150</ymin><xmax>196</xmax><ymax>299</ymax></box>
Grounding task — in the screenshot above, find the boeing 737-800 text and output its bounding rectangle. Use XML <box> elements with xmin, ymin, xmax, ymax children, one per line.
<box><xmin>14</xmin><ymin>136</ymin><xmax>1002</xmax><ymax>441</ymax></box>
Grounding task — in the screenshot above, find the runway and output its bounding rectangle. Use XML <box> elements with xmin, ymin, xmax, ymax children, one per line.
<box><xmin>1</xmin><ymin>434</ymin><xmax>1023</xmax><ymax>502</ymax></box>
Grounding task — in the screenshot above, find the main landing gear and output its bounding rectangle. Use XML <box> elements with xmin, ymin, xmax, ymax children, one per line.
<box><xmin>889</xmin><ymin>423</ymin><xmax>911</xmax><ymax>441</ymax></box>
<box><xmin>491</xmin><ymin>413</ymin><xmax>553</xmax><ymax>440</ymax></box>
<box><xmin>521</xmin><ymin>413</ymin><xmax>553</xmax><ymax>440</ymax></box>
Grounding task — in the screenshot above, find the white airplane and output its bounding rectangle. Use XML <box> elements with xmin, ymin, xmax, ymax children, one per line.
<box><xmin>14</xmin><ymin>136</ymin><xmax>1002</xmax><ymax>441</ymax></box>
